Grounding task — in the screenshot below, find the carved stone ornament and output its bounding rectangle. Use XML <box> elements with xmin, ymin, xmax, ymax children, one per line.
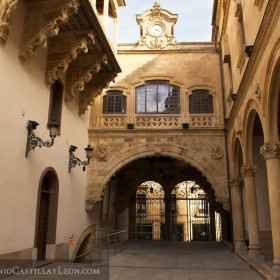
<box><xmin>211</xmin><ymin>145</ymin><xmax>224</xmax><ymax>160</ymax></box>
<box><xmin>65</xmin><ymin>53</ymin><xmax>108</xmax><ymax>101</ymax></box>
<box><xmin>0</xmin><ymin>0</ymin><xmax>19</xmax><ymax>44</ymax></box>
<box><xmin>46</xmin><ymin>31</ymin><xmax>95</xmax><ymax>84</ymax></box>
<box><xmin>151</xmin><ymin>1</ymin><xmax>162</xmax><ymax>21</ymax></box>
<box><xmin>229</xmin><ymin>176</ymin><xmax>242</xmax><ymax>188</ymax></box>
<box><xmin>260</xmin><ymin>142</ymin><xmax>280</xmax><ymax>160</ymax></box>
<box><xmin>95</xmin><ymin>145</ymin><xmax>108</xmax><ymax>160</ymax></box>
<box><xmin>240</xmin><ymin>165</ymin><xmax>257</xmax><ymax>177</ymax></box>
<box><xmin>85</xmin><ymin>198</ymin><xmax>101</xmax><ymax>211</ymax></box>
<box><xmin>216</xmin><ymin>197</ymin><xmax>230</xmax><ymax>212</ymax></box>
<box><xmin>19</xmin><ymin>0</ymin><xmax>79</xmax><ymax>61</ymax></box>
<box><xmin>234</xmin><ymin>1</ymin><xmax>241</xmax><ymax>19</ymax></box>
<box><xmin>253</xmin><ymin>82</ymin><xmax>261</xmax><ymax>99</ymax></box>
<box><xmin>79</xmin><ymin>71</ymin><xmax>117</xmax><ymax>114</ymax></box>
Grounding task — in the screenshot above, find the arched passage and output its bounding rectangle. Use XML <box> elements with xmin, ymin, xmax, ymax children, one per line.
<box><xmin>86</xmin><ymin>142</ymin><xmax>229</xmax><ymax>212</ymax></box>
<box><xmin>34</xmin><ymin>169</ymin><xmax>59</xmax><ymax>261</ymax></box>
<box><xmin>111</xmin><ymin>156</ymin><xmax>230</xmax><ymax>242</ymax></box>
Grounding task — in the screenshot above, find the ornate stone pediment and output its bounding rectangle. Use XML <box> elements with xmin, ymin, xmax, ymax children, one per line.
<box><xmin>65</xmin><ymin>53</ymin><xmax>108</xmax><ymax>101</ymax></box>
<box><xmin>46</xmin><ymin>30</ymin><xmax>95</xmax><ymax>84</ymax></box>
<box><xmin>19</xmin><ymin>0</ymin><xmax>79</xmax><ymax>61</ymax></box>
<box><xmin>136</xmin><ymin>1</ymin><xmax>177</xmax><ymax>49</ymax></box>
<box><xmin>0</xmin><ymin>0</ymin><xmax>19</xmax><ymax>44</ymax></box>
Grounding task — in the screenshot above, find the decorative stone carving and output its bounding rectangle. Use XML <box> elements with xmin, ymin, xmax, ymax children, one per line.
<box><xmin>253</xmin><ymin>82</ymin><xmax>261</xmax><ymax>99</ymax></box>
<box><xmin>216</xmin><ymin>197</ymin><xmax>230</xmax><ymax>212</ymax></box>
<box><xmin>211</xmin><ymin>145</ymin><xmax>224</xmax><ymax>160</ymax></box>
<box><xmin>154</xmin><ymin>144</ymin><xmax>163</xmax><ymax>155</ymax></box>
<box><xmin>234</xmin><ymin>1</ymin><xmax>241</xmax><ymax>19</ymax></box>
<box><xmin>136</xmin><ymin>1</ymin><xmax>177</xmax><ymax>50</ymax></box>
<box><xmin>260</xmin><ymin>142</ymin><xmax>280</xmax><ymax>160</ymax></box>
<box><xmin>179</xmin><ymin>147</ymin><xmax>188</xmax><ymax>156</ymax></box>
<box><xmin>151</xmin><ymin>1</ymin><xmax>162</xmax><ymax>21</ymax></box>
<box><xmin>190</xmin><ymin>116</ymin><xmax>213</xmax><ymax>127</ymax></box>
<box><xmin>0</xmin><ymin>0</ymin><xmax>18</xmax><ymax>43</ymax></box>
<box><xmin>46</xmin><ymin>30</ymin><xmax>95</xmax><ymax>84</ymax></box>
<box><xmin>229</xmin><ymin>176</ymin><xmax>242</xmax><ymax>188</ymax></box>
<box><xmin>65</xmin><ymin>53</ymin><xmax>108</xmax><ymax>101</ymax></box>
<box><xmin>240</xmin><ymin>165</ymin><xmax>257</xmax><ymax>177</ymax></box>
<box><xmin>95</xmin><ymin>145</ymin><xmax>108</xmax><ymax>161</ymax></box>
<box><xmin>19</xmin><ymin>0</ymin><xmax>79</xmax><ymax>61</ymax></box>
<box><xmin>79</xmin><ymin>71</ymin><xmax>117</xmax><ymax>114</ymax></box>
<box><xmin>85</xmin><ymin>198</ymin><xmax>101</xmax><ymax>211</ymax></box>
<box><xmin>135</xmin><ymin>116</ymin><xmax>179</xmax><ymax>128</ymax></box>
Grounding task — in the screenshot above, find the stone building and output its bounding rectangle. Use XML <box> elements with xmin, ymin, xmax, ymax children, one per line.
<box><xmin>1</xmin><ymin>0</ymin><xmax>280</xmax><ymax>280</ymax></box>
<box><xmin>0</xmin><ymin>0</ymin><xmax>125</xmax><ymax>263</ymax></box>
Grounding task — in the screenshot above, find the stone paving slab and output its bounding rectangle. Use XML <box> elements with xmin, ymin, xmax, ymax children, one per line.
<box><xmin>0</xmin><ymin>241</ymin><xmax>264</xmax><ymax>280</ymax></box>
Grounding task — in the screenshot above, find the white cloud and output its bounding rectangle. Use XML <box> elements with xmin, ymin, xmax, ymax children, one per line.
<box><xmin>118</xmin><ymin>0</ymin><xmax>214</xmax><ymax>43</ymax></box>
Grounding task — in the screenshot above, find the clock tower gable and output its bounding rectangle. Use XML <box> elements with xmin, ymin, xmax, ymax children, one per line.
<box><xmin>136</xmin><ymin>1</ymin><xmax>178</xmax><ymax>49</ymax></box>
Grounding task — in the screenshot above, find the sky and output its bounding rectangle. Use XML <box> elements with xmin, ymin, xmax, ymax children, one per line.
<box><xmin>117</xmin><ymin>0</ymin><xmax>214</xmax><ymax>43</ymax></box>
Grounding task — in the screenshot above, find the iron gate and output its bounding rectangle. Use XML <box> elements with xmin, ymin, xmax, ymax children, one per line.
<box><xmin>133</xmin><ymin>196</ymin><xmax>210</xmax><ymax>241</ymax></box>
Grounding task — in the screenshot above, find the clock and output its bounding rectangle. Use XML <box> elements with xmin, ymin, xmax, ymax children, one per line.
<box><xmin>150</xmin><ymin>23</ymin><xmax>164</xmax><ymax>36</ymax></box>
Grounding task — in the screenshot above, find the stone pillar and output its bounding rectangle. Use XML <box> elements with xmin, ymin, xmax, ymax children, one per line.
<box><xmin>164</xmin><ymin>197</ymin><xmax>171</xmax><ymax>241</ymax></box>
<box><xmin>113</xmin><ymin>17</ymin><xmax>118</xmax><ymax>50</ymax></box>
<box><xmin>229</xmin><ymin>176</ymin><xmax>247</xmax><ymax>253</ymax></box>
<box><xmin>209</xmin><ymin>203</ymin><xmax>216</xmax><ymax>241</ymax></box>
<box><xmin>103</xmin><ymin>0</ymin><xmax>109</xmax><ymax>33</ymax></box>
<box><xmin>260</xmin><ymin>142</ymin><xmax>280</xmax><ymax>280</ymax></box>
<box><xmin>240</xmin><ymin>165</ymin><xmax>264</xmax><ymax>263</ymax></box>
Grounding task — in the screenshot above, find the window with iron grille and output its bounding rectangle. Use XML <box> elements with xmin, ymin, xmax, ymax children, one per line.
<box><xmin>136</xmin><ymin>81</ymin><xmax>180</xmax><ymax>114</ymax></box>
<box><xmin>103</xmin><ymin>91</ymin><xmax>126</xmax><ymax>114</ymax></box>
<box><xmin>189</xmin><ymin>90</ymin><xmax>214</xmax><ymax>114</ymax></box>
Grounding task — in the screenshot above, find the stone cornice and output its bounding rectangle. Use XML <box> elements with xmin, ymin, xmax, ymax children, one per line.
<box><xmin>46</xmin><ymin>30</ymin><xmax>95</xmax><ymax>84</ymax></box>
<box><xmin>226</xmin><ymin>0</ymin><xmax>280</xmax><ymax>130</ymax></box>
<box><xmin>19</xmin><ymin>0</ymin><xmax>79</xmax><ymax>61</ymax></box>
<box><xmin>0</xmin><ymin>0</ymin><xmax>19</xmax><ymax>44</ymax></box>
<box><xmin>65</xmin><ymin>53</ymin><xmax>108</xmax><ymax>101</ymax></box>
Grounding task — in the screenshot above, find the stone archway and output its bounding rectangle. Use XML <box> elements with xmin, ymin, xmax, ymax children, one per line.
<box><xmin>86</xmin><ymin>142</ymin><xmax>229</xmax><ymax>212</ymax></box>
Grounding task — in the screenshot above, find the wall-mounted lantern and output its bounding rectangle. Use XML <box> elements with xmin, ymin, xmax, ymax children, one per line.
<box><xmin>25</xmin><ymin>120</ymin><xmax>59</xmax><ymax>157</ymax></box>
<box><xmin>68</xmin><ymin>145</ymin><xmax>93</xmax><ymax>172</ymax></box>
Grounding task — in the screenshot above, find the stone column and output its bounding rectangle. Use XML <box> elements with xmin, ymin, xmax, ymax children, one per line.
<box><xmin>209</xmin><ymin>203</ymin><xmax>216</xmax><ymax>241</ymax></box>
<box><xmin>103</xmin><ymin>0</ymin><xmax>109</xmax><ymax>33</ymax></box>
<box><xmin>260</xmin><ymin>142</ymin><xmax>280</xmax><ymax>280</ymax></box>
<box><xmin>164</xmin><ymin>197</ymin><xmax>171</xmax><ymax>241</ymax></box>
<box><xmin>240</xmin><ymin>165</ymin><xmax>264</xmax><ymax>263</ymax></box>
<box><xmin>229</xmin><ymin>176</ymin><xmax>247</xmax><ymax>253</ymax></box>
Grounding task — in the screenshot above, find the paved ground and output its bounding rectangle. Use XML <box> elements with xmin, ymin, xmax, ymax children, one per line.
<box><xmin>109</xmin><ymin>241</ymin><xmax>264</xmax><ymax>280</ymax></box>
<box><xmin>0</xmin><ymin>241</ymin><xmax>264</xmax><ymax>280</ymax></box>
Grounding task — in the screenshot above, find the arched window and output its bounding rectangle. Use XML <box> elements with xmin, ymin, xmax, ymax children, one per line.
<box><xmin>189</xmin><ymin>90</ymin><xmax>214</xmax><ymax>114</ymax></box>
<box><xmin>48</xmin><ymin>80</ymin><xmax>63</xmax><ymax>132</ymax></box>
<box><xmin>136</xmin><ymin>81</ymin><xmax>180</xmax><ymax>114</ymax></box>
<box><xmin>103</xmin><ymin>91</ymin><xmax>126</xmax><ymax>114</ymax></box>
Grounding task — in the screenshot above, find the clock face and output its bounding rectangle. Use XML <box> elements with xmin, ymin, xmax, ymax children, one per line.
<box><xmin>151</xmin><ymin>24</ymin><xmax>163</xmax><ymax>36</ymax></box>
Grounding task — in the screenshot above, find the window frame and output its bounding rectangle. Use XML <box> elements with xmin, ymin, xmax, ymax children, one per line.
<box><xmin>135</xmin><ymin>80</ymin><xmax>180</xmax><ymax>114</ymax></box>
<box><xmin>48</xmin><ymin>80</ymin><xmax>63</xmax><ymax>133</ymax></box>
<box><xmin>102</xmin><ymin>90</ymin><xmax>126</xmax><ymax>114</ymax></box>
<box><xmin>189</xmin><ymin>89</ymin><xmax>214</xmax><ymax>114</ymax></box>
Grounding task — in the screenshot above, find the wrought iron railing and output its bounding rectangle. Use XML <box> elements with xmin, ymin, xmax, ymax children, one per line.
<box><xmin>74</xmin><ymin>229</ymin><xmax>128</xmax><ymax>264</ymax></box>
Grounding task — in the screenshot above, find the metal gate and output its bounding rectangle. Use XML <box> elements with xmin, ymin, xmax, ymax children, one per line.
<box><xmin>134</xmin><ymin>195</ymin><xmax>210</xmax><ymax>241</ymax></box>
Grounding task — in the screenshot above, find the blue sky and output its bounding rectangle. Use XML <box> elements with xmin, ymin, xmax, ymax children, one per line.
<box><xmin>117</xmin><ymin>0</ymin><xmax>214</xmax><ymax>43</ymax></box>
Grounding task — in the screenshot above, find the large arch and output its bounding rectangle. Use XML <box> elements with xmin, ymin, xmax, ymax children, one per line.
<box><xmin>264</xmin><ymin>38</ymin><xmax>280</xmax><ymax>141</ymax></box>
<box><xmin>86</xmin><ymin>142</ymin><xmax>229</xmax><ymax>211</ymax></box>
